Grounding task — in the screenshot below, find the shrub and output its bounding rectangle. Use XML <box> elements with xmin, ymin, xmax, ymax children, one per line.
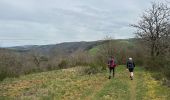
<box><xmin>144</xmin><ymin>56</ymin><xmax>170</xmax><ymax>83</ymax></box>
<box><xmin>0</xmin><ymin>70</ymin><xmax>8</xmax><ymax>81</ymax></box>
<box><xmin>79</xmin><ymin>64</ymin><xmax>103</xmax><ymax>75</ymax></box>
<box><xmin>58</xmin><ymin>60</ymin><xmax>68</xmax><ymax>69</ymax></box>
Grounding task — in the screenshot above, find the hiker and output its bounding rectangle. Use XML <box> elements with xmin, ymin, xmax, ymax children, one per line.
<box><xmin>108</xmin><ymin>56</ymin><xmax>117</xmax><ymax>79</ymax></box>
<box><xmin>126</xmin><ymin>57</ymin><xmax>135</xmax><ymax>80</ymax></box>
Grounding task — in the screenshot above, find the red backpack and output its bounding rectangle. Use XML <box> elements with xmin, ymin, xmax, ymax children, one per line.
<box><xmin>109</xmin><ymin>59</ymin><xmax>116</xmax><ymax>68</ymax></box>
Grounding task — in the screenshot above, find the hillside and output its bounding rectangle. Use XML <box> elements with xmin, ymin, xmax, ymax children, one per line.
<box><xmin>5</xmin><ymin>39</ymin><xmax>137</xmax><ymax>56</ymax></box>
<box><xmin>0</xmin><ymin>39</ymin><xmax>140</xmax><ymax>81</ymax></box>
<box><xmin>0</xmin><ymin>65</ymin><xmax>170</xmax><ymax>100</ymax></box>
<box><xmin>6</xmin><ymin>41</ymin><xmax>102</xmax><ymax>56</ymax></box>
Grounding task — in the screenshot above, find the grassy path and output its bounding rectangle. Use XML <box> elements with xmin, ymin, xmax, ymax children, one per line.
<box><xmin>129</xmin><ymin>73</ymin><xmax>136</xmax><ymax>100</ymax></box>
<box><xmin>0</xmin><ymin>65</ymin><xmax>170</xmax><ymax>100</ymax></box>
<box><xmin>129</xmin><ymin>79</ymin><xmax>136</xmax><ymax>100</ymax></box>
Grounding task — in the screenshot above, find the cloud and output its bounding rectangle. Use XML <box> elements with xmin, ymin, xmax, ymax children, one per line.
<box><xmin>0</xmin><ymin>0</ymin><xmax>164</xmax><ymax>47</ymax></box>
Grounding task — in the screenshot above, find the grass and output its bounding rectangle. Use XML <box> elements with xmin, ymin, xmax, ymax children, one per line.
<box><xmin>0</xmin><ymin>65</ymin><xmax>170</xmax><ymax>100</ymax></box>
<box><xmin>88</xmin><ymin>45</ymin><xmax>100</xmax><ymax>55</ymax></box>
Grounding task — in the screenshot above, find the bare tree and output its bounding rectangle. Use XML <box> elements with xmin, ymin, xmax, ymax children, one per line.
<box><xmin>100</xmin><ymin>36</ymin><xmax>115</xmax><ymax>58</ymax></box>
<box><xmin>95</xmin><ymin>36</ymin><xmax>116</xmax><ymax>70</ymax></box>
<box><xmin>131</xmin><ymin>2</ymin><xmax>170</xmax><ymax>57</ymax></box>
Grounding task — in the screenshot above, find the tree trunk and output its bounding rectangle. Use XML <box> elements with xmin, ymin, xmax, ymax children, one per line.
<box><xmin>151</xmin><ymin>43</ymin><xmax>155</xmax><ymax>57</ymax></box>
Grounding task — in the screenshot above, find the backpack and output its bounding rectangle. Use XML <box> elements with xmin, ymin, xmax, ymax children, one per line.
<box><xmin>109</xmin><ymin>59</ymin><xmax>116</xmax><ymax>68</ymax></box>
<box><xmin>127</xmin><ymin>61</ymin><xmax>134</xmax><ymax>68</ymax></box>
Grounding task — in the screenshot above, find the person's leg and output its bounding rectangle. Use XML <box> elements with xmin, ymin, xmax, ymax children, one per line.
<box><xmin>129</xmin><ymin>68</ymin><xmax>134</xmax><ymax>80</ymax></box>
<box><xmin>112</xmin><ymin>68</ymin><xmax>115</xmax><ymax>78</ymax></box>
<box><xmin>129</xmin><ymin>68</ymin><xmax>133</xmax><ymax>80</ymax></box>
<box><xmin>131</xmin><ymin>68</ymin><xmax>134</xmax><ymax>79</ymax></box>
<box><xmin>109</xmin><ymin>67</ymin><xmax>111</xmax><ymax>79</ymax></box>
<box><xmin>128</xmin><ymin>68</ymin><xmax>131</xmax><ymax>77</ymax></box>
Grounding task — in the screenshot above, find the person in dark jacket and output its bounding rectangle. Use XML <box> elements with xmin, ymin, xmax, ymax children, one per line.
<box><xmin>126</xmin><ymin>57</ymin><xmax>135</xmax><ymax>80</ymax></box>
<box><xmin>108</xmin><ymin>56</ymin><xmax>117</xmax><ymax>79</ymax></box>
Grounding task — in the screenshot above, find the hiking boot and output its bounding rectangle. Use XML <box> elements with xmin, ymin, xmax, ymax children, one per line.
<box><xmin>113</xmin><ymin>74</ymin><xmax>115</xmax><ymax>78</ymax></box>
<box><xmin>130</xmin><ymin>76</ymin><xmax>133</xmax><ymax>80</ymax></box>
<box><xmin>113</xmin><ymin>73</ymin><xmax>115</xmax><ymax>78</ymax></box>
<box><xmin>109</xmin><ymin>76</ymin><xmax>111</xmax><ymax>79</ymax></box>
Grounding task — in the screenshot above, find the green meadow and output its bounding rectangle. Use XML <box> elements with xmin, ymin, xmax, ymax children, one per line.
<box><xmin>0</xmin><ymin>65</ymin><xmax>170</xmax><ymax>100</ymax></box>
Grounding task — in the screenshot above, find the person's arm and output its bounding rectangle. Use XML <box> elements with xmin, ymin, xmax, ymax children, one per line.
<box><xmin>126</xmin><ymin>61</ymin><xmax>129</xmax><ymax>69</ymax></box>
<box><xmin>133</xmin><ymin>62</ymin><xmax>135</xmax><ymax>67</ymax></box>
<box><xmin>114</xmin><ymin>60</ymin><xmax>117</xmax><ymax>67</ymax></box>
<box><xmin>107</xmin><ymin>61</ymin><xmax>110</xmax><ymax>67</ymax></box>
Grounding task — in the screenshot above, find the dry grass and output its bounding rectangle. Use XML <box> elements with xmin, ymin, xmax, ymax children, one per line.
<box><xmin>0</xmin><ymin>66</ymin><xmax>170</xmax><ymax>100</ymax></box>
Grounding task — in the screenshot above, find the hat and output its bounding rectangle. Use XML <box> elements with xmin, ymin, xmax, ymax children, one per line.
<box><xmin>129</xmin><ymin>58</ymin><xmax>132</xmax><ymax>60</ymax></box>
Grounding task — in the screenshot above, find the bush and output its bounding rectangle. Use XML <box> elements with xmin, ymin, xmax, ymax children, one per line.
<box><xmin>162</xmin><ymin>62</ymin><xmax>170</xmax><ymax>80</ymax></box>
<box><xmin>0</xmin><ymin>70</ymin><xmax>8</xmax><ymax>81</ymax></box>
<box><xmin>77</xmin><ymin>64</ymin><xmax>103</xmax><ymax>75</ymax></box>
<box><xmin>144</xmin><ymin>56</ymin><xmax>170</xmax><ymax>82</ymax></box>
<box><xmin>58</xmin><ymin>60</ymin><xmax>68</xmax><ymax>69</ymax></box>
<box><xmin>85</xmin><ymin>63</ymin><xmax>103</xmax><ymax>74</ymax></box>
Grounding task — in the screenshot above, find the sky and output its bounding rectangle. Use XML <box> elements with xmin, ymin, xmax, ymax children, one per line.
<box><xmin>0</xmin><ymin>0</ymin><xmax>165</xmax><ymax>47</ymax></box>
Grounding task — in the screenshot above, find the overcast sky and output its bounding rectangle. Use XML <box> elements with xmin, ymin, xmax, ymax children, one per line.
<box><xmin>0</xmin><ymin>0</ymin><xmax>165</xmax><ymax>47</ymax></box>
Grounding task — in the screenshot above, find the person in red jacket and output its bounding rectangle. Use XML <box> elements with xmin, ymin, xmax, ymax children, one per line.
<box><xmin>108</xmin><ymin>56</ymin><xmax>117</xmax><ymax>79</ymax></box>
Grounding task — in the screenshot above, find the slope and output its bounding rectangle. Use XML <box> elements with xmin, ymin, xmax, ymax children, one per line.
<box><xmin>0</xmin><ymin>66</ymin><xmax>170</xmax><ymax>100</ymax></box>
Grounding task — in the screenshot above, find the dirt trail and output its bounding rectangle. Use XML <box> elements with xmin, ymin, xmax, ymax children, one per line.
<box><xmin>129</xmin><ymin>79</ymin><xmax>137</xmax><ymax>100</ymax></box>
